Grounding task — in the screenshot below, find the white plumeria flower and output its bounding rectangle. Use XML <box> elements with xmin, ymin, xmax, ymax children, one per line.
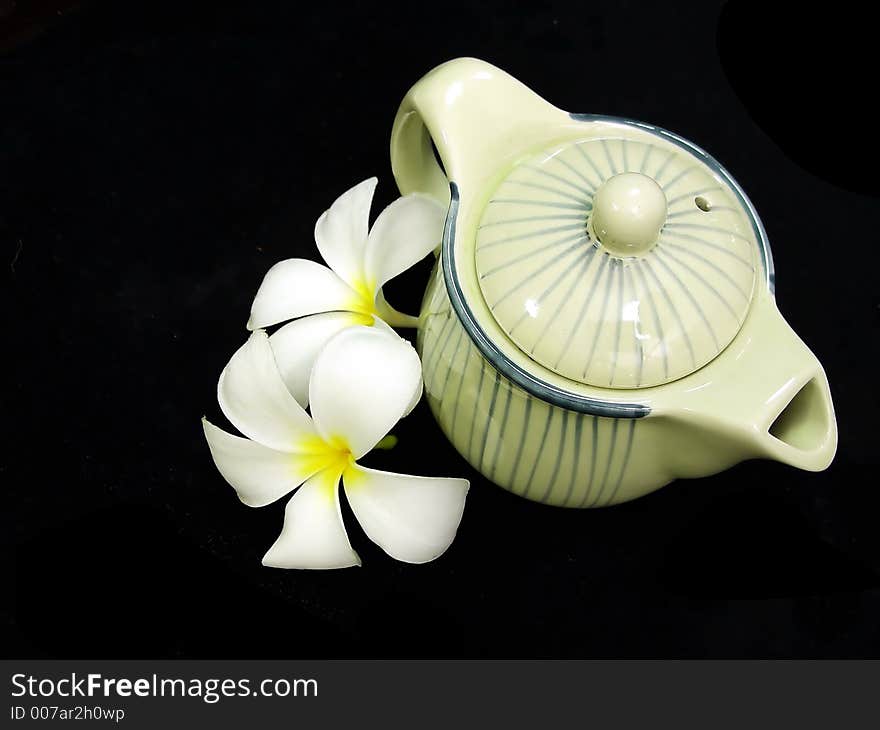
<box><xmin>248</xmin><ymin>177</ymin><xmax>445</xmax><ymax>407</ymax></box>
<box><xmin>202</xmin><ymin>325</ymin><xmax>469</xmax><ymax>569</ymax></box>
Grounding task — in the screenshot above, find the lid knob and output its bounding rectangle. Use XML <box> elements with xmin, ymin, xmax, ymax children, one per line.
<box><xmin>591</xmin><ymin>172</ymin><xmax>667</xmax><ymax>256</ymax></box>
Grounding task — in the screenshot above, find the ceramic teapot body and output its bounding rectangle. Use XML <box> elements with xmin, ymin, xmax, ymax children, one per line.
<box><xmin>392</xmin><ymin>58</ymin><xmax>837</xmax><ymax>507</ymax></box>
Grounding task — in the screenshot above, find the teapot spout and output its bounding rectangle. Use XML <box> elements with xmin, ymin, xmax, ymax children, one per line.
<box><xmin>661</xmin><ymin>298</ymin><xmax>837</xmax><ymax>474</ymax></box>
<box><xmin>763</xmin><ymin>373</ymin><xmax>837</xmax><ymax>471</ymax></box>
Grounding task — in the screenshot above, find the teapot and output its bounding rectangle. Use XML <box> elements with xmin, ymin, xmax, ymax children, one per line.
<box><xmin>390</xmin><ymin>58</ymin><xmax>837</xmax><ymax>507</ymax></box>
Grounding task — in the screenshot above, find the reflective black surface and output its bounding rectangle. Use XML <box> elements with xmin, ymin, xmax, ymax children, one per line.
<box><xmin>3</xmin><ymin>0</ymin><xmax>877</xmax><ymax>657</ymax></box>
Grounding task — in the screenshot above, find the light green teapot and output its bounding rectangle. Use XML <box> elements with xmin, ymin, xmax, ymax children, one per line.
<box><xmin>391</xmin><ymin>58</ymin><xmax>837</xmax><ymax>508</ymax></box>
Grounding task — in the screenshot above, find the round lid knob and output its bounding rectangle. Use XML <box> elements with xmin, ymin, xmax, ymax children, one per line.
<box><xmin>591</xmin><ymin>172</ymin><xmax>667</xmax><ymax>256</ymax></box>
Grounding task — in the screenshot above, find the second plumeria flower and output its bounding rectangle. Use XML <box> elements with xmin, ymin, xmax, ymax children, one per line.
<box><xmin>203</xmin><ymin>326</ymin><xmax>469</xmax><ymax>569</ymax></box>
<box><xmin>248</xmin><ymin>178</ymin><xmax>444</xmax><ymax>406</ymax></box>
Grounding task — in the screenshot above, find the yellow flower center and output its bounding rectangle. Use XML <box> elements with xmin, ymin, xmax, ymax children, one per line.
<box><xmin>347</xmin><ymin>276</ymin><xmax>378</xmax><ymax>318</ymax></box>
<box><xmin>343</xmin><ymin>274</ymin><xmax>416</xmax><ymax>329</ymax></box>
<box><xmin>296</xmin><ymin>435</ymin><xmax>358</xmax><ymax>496</ymax></box>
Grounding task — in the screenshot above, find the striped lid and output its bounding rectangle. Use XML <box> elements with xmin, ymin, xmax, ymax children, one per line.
<box><xmin>474</xmin><ymin>134</ymin><xmax>759</xmax><ymax>390</ymax></box>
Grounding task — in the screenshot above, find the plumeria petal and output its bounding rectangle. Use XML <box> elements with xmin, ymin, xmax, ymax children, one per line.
<box><xmin>269</xmin><ymin>311</ymin><xmax>373</xmax><ymax>408</ymax></box>
<box><xmin>343</xmin><ymin>465</ymin><xmax>469</xmax><ymax>564</ymax></box>
<box><xmin>371</xmin><ymin>315</ymin><xmax>422</xmax><ymax>416</ymax></box>
<box><xmin>314</xmin><ymin>177</ymin><xmax>377</xmax><ymax>292</ymax></box>
<box><xmin>247</xmin><ymin>259</ymin><xmax>360</xmax><ymax>331</ymax></box>
<box><xmin>217</xmin><ymin>330</ymin><xmax>316</xmax><ymax>452</ymax></box>
<box><xmin>364</xmin><ymin>193</ymin><xmax>446</xmax><ymax>292</ymax></box>
<box><xmin>202</xmin><ymin>419</ymin><xmax>321</xmax><ymax>507</ymax></box>
<box><xmin>262</xmin><ymin>468</ymin><xmax>360</xmax><ymax>569</ymax></box>
<box><xmin>308</xmin><ymin>327</ymin><xmax>422</xmax><ymax>459</ymax></box>
<box><xmin>403</xmin><ymin>366</ymin><xmax>423</xmax><ymax>417</ymax></box>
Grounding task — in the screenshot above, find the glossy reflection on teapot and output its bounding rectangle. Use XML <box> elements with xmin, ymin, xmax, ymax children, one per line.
<box><xmin>391</xmin><ymin>58</ymin><xmax>837</xmax><ymax>508</ymax></box>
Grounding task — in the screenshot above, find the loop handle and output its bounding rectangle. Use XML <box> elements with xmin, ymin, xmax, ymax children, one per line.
<box><xmin>390</xmin><ymin>58</ymin><xmax>563</xmax><ymax>202</ymax></box>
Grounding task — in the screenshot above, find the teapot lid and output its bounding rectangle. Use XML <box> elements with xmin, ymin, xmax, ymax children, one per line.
<box><xmin>474</xmin><ymin>129</ymin><xmax>759</xmax><ymax>389</ymax></box>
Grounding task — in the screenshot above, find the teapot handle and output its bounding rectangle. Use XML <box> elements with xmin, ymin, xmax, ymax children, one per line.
<box><xmin>390</xmin><ymin>58</ymin><xmax>565</xmax><ymax>204</ymax></box>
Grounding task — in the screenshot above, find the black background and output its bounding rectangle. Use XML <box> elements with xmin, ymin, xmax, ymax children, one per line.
<box><xmin>3</xmin><ymin>0</ymin><xmax>878</xmax><ymax>658</ymax></box>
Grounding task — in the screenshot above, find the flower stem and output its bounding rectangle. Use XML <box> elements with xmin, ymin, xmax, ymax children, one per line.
<box><xmin>379</xmin><ymin>309</ymin><xmax>420</xmax><ymax>328</ymax></box>
<box><xmin>374</xmin><ymin>288</ymin><xmax>419</xmax><ymax>329</ymax></box>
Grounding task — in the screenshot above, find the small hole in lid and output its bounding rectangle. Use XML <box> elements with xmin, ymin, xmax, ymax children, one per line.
<box><xmin>694</xmin><ymin>196</ymin><xmax>712</xmax><ymax>212</ymax></box>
